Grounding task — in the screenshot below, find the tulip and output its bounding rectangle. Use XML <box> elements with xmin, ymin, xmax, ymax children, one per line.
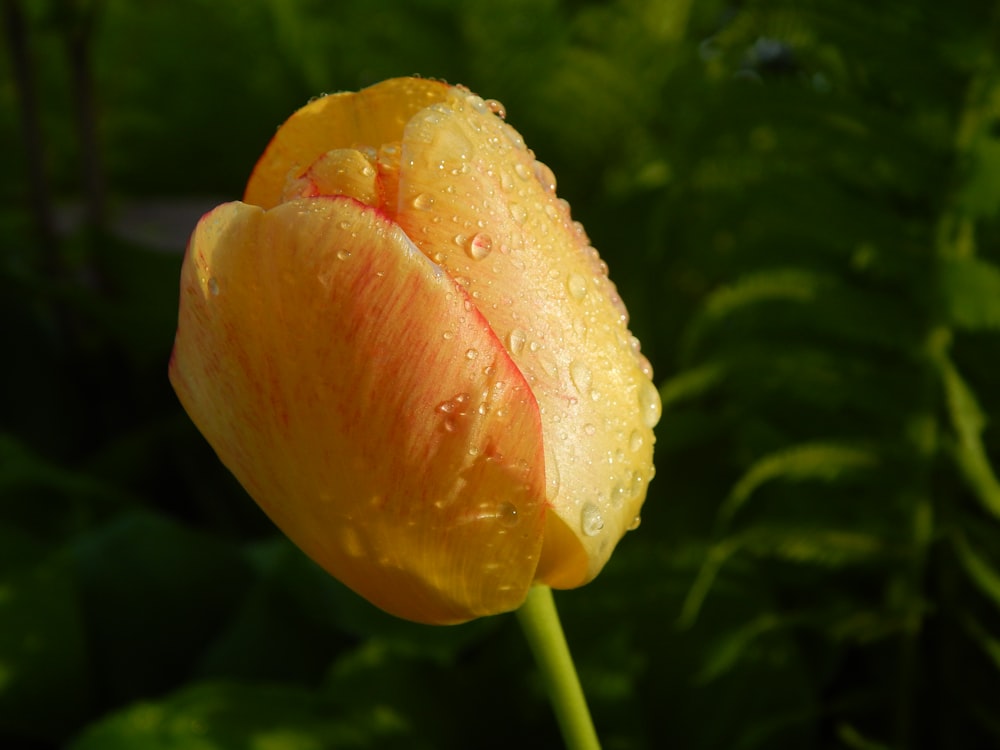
<box><xmin>169</xmin><ymin>77</ymin><xmax>660</xmax><ymax>625</ymax></box>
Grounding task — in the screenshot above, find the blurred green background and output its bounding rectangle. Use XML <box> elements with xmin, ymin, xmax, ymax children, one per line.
<box><xmin>4</xmin><ymin>0</ymin><xmax>1000</xmax><ymax>748</ymax></box>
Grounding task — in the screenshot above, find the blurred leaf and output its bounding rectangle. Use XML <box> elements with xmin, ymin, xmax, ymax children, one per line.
<box><xmin>69</xmin><ymin>511</ymin><xmax>253</xmax><ymax>706</ymax></box>
<box><xmin>69</xmin><ymin>681</ymin><xmax>385</xmax><ymax>750</ymax></box>
<box><xmin>0</xmin><ymin>525</ymin><xmax>90</xmax><ymax>744</ymax></box>
<box><xmin>0</xmin><ymin>432</ymin><xmax>130</xmax><ymax>540</ymax></box>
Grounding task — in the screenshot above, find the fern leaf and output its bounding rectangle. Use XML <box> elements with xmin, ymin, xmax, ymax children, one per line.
<box><xmin>659</xmin><ymin>361</ymin><xmax>727</xmax><ymax>410</ymax></box>
<box><xmin>679</xmin><ymin>526</ymin><xmax>889</xmax><ymax>628</ymax></box>
<box><xmin>677</xmin><ymin>539</ymin><xmax>741</xmax><ymax>629</ymax></box>
<box><xmin>935</xmin><ymin>348</ymin><xmax>1000</xmax><ymax>520</ymax></box>
<box><xmin>954</xmin><ymin>534</ymin><xmax>1000</xmax><ymax>613</ymax></box>
<box><xmin>719</xmin><ymin>442</ymin><xmax>879</xmax><ymax>523</ymax></box>
<box><xmin>962</xmin><ymin>614</ymin><xmax>1000</xmax><ymax>674</ymax></box>
<box><xmin>695</xmin><ymin>612</ymin><xmax>783</xmax><ymax>684</ymax></box>
<box><xmin>837</xmin><ymin>724</ymin><xmax>893</xmax><ymax>750</ymax></box>
<box><xmin>681</xmin><ymin>268</ymin><xmax>827</xmax><ymax>355</ymax></box>
<box><xmin>940</xmin><ymin>256</ymin><xmax>1000</xmax><ymax>331</ymax></box>
<box><xmin>740</xmin><ymin>525</ymin><xmax>891</xmax><ymax>567</ymax></box>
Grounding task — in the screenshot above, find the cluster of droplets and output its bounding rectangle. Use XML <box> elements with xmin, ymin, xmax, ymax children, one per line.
<box><xmin>395</xmin><ymin>85</ymin><xmax>660</xmax><ymax>557</ymax></box>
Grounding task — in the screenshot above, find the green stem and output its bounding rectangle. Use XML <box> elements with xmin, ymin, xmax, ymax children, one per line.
<box><xmin>515</xmin><ymin>585</ymin><xmax>601</xmax><ymax>750</ymax></box>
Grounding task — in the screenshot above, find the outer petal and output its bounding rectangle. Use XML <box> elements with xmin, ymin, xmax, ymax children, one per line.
<box><xmin>169</xmin><ymin>197</ymin><xmax>547</xmax><ymax>624</ymax></box>
<box><xmin>245</xmin><ymin>78</ymin><xmax>450</xmax><ymax>210</ymax></box>
<box><xmin>394</xmin><ymin>88</ymin><xmax>661</xmax><ymax>588</ymax></box>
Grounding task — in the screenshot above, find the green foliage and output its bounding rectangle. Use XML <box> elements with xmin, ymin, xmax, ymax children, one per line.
<box><xmin>4</xmin><ymin>0</ymin><xmax>1000</xmax><ymax>748</ymax></box>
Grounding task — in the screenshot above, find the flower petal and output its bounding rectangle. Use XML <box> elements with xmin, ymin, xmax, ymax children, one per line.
<box><xmin>394</xmin><ymin>88</ymin><xmax>660</xmax><ymax>588</ymax></box>
<box><xmin>245</xmin><ymin>78</ymin><xmax>450</xmax><ymax>210</ymax></box>
<box><xmin>169</xmin><ymin>197</ymin><xmax>547</xmax><ymax>624</ymax></box>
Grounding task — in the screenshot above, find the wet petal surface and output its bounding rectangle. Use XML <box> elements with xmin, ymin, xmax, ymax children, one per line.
<box><xmin>169</xmin><ymin>197</ymin><xmax>547</xmax><ymax>623</ymax></box>
<box><xmin>245</xmin><ymin>78</ymin><xmax>450</xmax><ymax>210</ymax></box>
<box><xmin>394</xmin><ymin>88</ymin><xmax>660</xmax><ymax>587</ymax></box>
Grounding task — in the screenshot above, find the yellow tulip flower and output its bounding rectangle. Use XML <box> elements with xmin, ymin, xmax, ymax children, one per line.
<box><xmin>169</xmin><ymin>77</ymin><xmax>660</xmax><ymax>624</ymax></box>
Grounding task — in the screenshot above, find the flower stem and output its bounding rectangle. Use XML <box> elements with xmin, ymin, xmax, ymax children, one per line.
<box><xmin>516</xmin><ymin>585</ymin><xmax>601</xmax><ymax>750</ymax></box>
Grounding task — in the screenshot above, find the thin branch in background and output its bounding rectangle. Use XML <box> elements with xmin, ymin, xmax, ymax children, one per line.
<box><xmin>2</xmin><ymin>0</ymin><xmax>57</xmax><ymax>260</ymax></box>
<box><xmin>63</xmin><ymin>0</ymin><xmax>107</xmax><ymax>235</ymax></box>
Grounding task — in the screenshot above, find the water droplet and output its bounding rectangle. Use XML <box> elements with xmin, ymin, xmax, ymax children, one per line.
<box><xmin>467</xmin><ymin>232</ymin><xmax>493</xmax><ymax>260</ymax></box>
<box><xmin>507</xmin><ymin>328</ymin><xmax>526</xmax><ymax>355</ymax></box>
<box><xmin>534</xmin><ymin>161</ymin><xmax>557</xmax><ymax>192</ymax></box>
<box><xmin>629</xmin><ymin>429</ymin><xmax>644</xmax><ymax>452</ymax></box>
<box><xmin>412</xmin><ymin>193</ymin><xmax>434</xmax><ymax>210</ymax></box>
<box><xmin>509</xmin><ymin>203</ymin><xmax>527</xmax><ymax>224</ymax></box>
<box><xmin>584</xmin><ymin>423</ymin><xmax>597</xmax><ymax>436</ymax></box>
<box><xmin>568</xmin><ymin>361</ymin><xmax>592</xmax><ymax>396</ymax></box>
<box><xmin>485</xmin><ymin>99</ymin><xmax>506</xmax><ymax>118</ymax></box>
<box><xmin>630</xmin><ymin>471</ymin><xmax>644</xmax><ymax>496</ymax></box>
<box><xmin>505</xmin><ymin>126</ymin><xmax>526</xmax><ymax>150</ymax></box>
<box><xmin>567</xmin><ymin>272</ymin><xmax>587</xmax><ymax>299</ymax></box>
<box><xmin>465</xmin><ymin>348</ymin><xmax>478</xmax><ymax>360</ymax></box>
<box><xmin>628</xmin><ymin>515</ymin><xmax>642</xmax><ymax>531</ymax></box>
<box><xmin>544</xmin><ymin>443</ymin><xmax>561</xmax><ymax>499</ymax></box>
<box><xmin>207</xmin><ymin>277</ymin><xmax>220</xmax><ymax>296</ymax></box>
<box><xmin>581</xmin><ymin>502</ymin><xmax>604</xmax><ymax>536</ymax></box>
<box><xmin>466</xmin><ymin>94</ymin><xmax>489</xmax><ymax>114</ymax></box>
<box><xmin>341</xmin><ymin>525</ymin><xmax>364</xmax><ymax>557</ymax></box>
<box><xmin>498</xmin><ymin>502</ymin><xmax>519</xmax><ymax>526</ymax></box>
<box><xmin>638</xmin><ymin>380</ymin><xmax>662</xmax><ymax>428</ymax></box>
<box><xmin>336</xmin><ymin>249</ymin><xmax>352</xmax><ymax>261</ymax></box>
<box><xmin>514</xmin><ymin>162</ymin><xmax>531</xmax><ymax>181</ymax></box>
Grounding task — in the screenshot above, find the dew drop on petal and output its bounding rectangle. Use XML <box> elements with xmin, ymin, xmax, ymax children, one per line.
<box><xmin>628</xmin><ymin>515</ymin><xmax>642</xmax><ymax>531</ymax></box>
<box><xmin>207</xmin><ymin>277</ymin><xmax>220</xmax><ymax>296</ymax></box>
<box><xmin>466</xmin><ymin>94</ymin><xmax>489</xmax><ymax>114</ymax></box>
<box><xmin>412</xmin><ymin>192</ymin><xmax>434</xmax><ymax>210</ymax></box>
<box><xmin>534</xmin><ymin>160</ymin><xmax>557</xmax><ymax>192</ymax></box>
<box><xmin>581</xmin><ymin>502</ymin><xmax>605</xmax><ymax>537</ymax></box>
<box><xmin>569</xmin><ymin>360</ymin><xmax>592</xmax><ymax>395</ymax></box>
<box><xmin>567</xmin><ymin>273</ymin><xmax>587</xmax><ymax>300</ymax></box>
<box><xmin>629</xmin><ymin>429</ymin><xmax>644</xmax><ymax>453</ymax></box>
<box><xmin>507</xmin><ymin>328</ymin><xmax>526</xmax><ymax>355</ymax></box>
<box><xmin>340</xmin><ymin>525</ymin><xmax>364</xmax><ymax>557</ymax></box>
<box><xmin>336</xmin><ymin>249</ymin><xmax>352</xmax><ymax>261</ymax></box>
<box><xmin>639</xmin><ymin>380</ymin><xmax>662</xmax><ymax>428</ymax></box>
<box><xmin>466</xmin><ymin>232</ymin><xmax>493</xmax><ymax>260</ymax></box>
<box><xmin>498</xmin><ymin>502</ymin><xmax>519</xmax><ymax>526</ymax></box>
<box><xmin>514</xmin><ymin>162</ymin><xmax>531</xmax><ymax>181</ymax></box>
<box><xmin>485</xmin><ymin>99</ymin><xmax>507</xmax><ymax>119</ymax></box>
